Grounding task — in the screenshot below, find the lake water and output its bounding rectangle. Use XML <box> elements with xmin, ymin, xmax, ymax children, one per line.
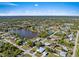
<box><xmin>10</xmin><ymin>29</ymin><xmax>38</xmax><ymax>39</ymax></box>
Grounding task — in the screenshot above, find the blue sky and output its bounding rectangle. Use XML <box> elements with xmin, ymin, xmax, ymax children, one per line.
<box><xmin>0</xmin><ymin>2</ymin><xmax>79</xmax><ymax>16</ymax></box>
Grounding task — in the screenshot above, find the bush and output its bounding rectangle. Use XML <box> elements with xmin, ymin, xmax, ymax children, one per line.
<box><xmin>38</xmin><ymin>31</ymin><xmax>48</xmax><ymax>38</ymax></box>
<box><xmin>16</xmin><ymin>39</ymin><xmax>23</xmax><ymax>45</ymax></box>
<box><xmin>35</xmin><ymin>42</ymin><xmax>42</xmax><ymax>47</ymax></box>
<box><xmin>76</xmin><ymin>47</ymin><xmax>79</xmax><ymax>56</ymax></box>
<box><xmin>27</xmin><ymin>40</ymin><xmax>34</xmax><ymax>47</ymax></box>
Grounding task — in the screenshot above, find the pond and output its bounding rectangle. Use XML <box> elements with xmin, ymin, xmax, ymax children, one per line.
<box><xmin>10</xmin><ymin>29</ymin><xmax>38</xmax><ymax>39</ymax></box>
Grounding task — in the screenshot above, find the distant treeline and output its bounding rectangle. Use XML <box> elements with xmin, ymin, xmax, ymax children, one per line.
<box><xmin>0</xmin><ymin>16</ymin><xmax>79</xmax><ymax>22</ymax></box>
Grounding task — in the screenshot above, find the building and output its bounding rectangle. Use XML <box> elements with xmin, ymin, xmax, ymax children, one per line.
<box><xmin>37</xmin><ymin>47</ymin><xmax>45</xmax><ymax>53</ymax></box>
<box><xmin>59</xmin><ymin>50</ymin><xmax>67</xmax><ymax>57</ymax></box>
<box><xmin>62</xmin><ymin>46</ymin><xmax>68</xmax><ymax>52</ymax></box>
<box><xmin>44</xmin><ymin>42</ymin><xmax>51</xmax><ymax>46</ymax></box>
<box><xmin>42</xmin><ymin>51</ymin><xmax>48</xmax><ymax>57</ymax></box>
<box><xmin>68</xmin><ymin>33</ymin><xmax>74</xmax><ymax>41</ymax></box>
<box><xmin>36</xmin><ymin>38</ymin><xmax>42</xmax><ymax>41</ymax></box>
<box><xmin>50</xmin><ymin>36</ymin><xmax>60</xmax><ymax>41</ymax></box>
<box><xmin>0</xmin><ymin>32</ymin><xmax>4</xmax><ymax>34</ymax></box>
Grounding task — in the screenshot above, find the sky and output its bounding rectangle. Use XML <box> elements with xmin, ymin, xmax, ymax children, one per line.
<box><xmin>0</xmin><ymin>2</ymin><xmax>79</xmax><ymax>16</ymax></box>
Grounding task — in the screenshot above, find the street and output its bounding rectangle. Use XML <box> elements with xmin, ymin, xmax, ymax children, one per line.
<box><xmin>72</xmin><ymin>31</ymin><xmax>79</xmax><ymax>57</ymax></box>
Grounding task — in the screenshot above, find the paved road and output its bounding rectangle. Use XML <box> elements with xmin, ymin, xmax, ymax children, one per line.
<box><xmin>0</xmin><ymin>31</ymin><xmax>60</xmax><ymax>57</ymax></box>
<box><xmin>1</xmin><ymin>32</ymin><xmax>36</xmax><ymax>57</ymax></box>
<box><xmin>72</xmin><ymin>31</ymin><xmax>79</xmax><ymax>57</ymax></box>
<box><xmin>49</xmin><ymin>31</ymin><xmax>59</xmax><ymax>37</ymax></box>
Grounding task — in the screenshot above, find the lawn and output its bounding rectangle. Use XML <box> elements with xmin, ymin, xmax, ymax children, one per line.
<box><xmin>30</xmin><ymin>47</ymin><xmax>37</xmax><ymax>54</ymax></box>
<box><xmin>47</xmin><ymin>52</ymin><xmax>59</xmax><ymax>57</ymax></box>
<box><xmin>76</xmin><ymin>45</ymin><xmax>79</xmax><ymax>57</ymax></box>
<box><xmin>22</xmin><ymin>54</ymin><xmax>32</xmax><ymax>57</ymax></box>
<box><xmin>22</xmin><ymin>44</ymin><xmax>30</xmax><ymax>50</ymax></box>
<box><xmin>57</xmin><ymin>39</ymin><xmax>74</xmax><ymax>48</ymax></box>
<box><xmin>35</xmin><ymin>51</ymin><xmax>42</xmax><ymax>57</ymax></box>
<box><xmin>43</xmin><ymin>39</ymin><xmax>53</xmax><ymax>43</ymax></box>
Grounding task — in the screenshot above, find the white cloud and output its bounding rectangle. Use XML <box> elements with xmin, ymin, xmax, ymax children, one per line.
<box><xmin>0</xmin><ymin>9</ymin><xmax>79</xmax><ymax>16</ymax></box>
<box><xmin>8</xmin><ymin>3</ymin><xmax>18</xmax><ymax>6</ymax></box>
<box><xmin>34</xmin><ymin>4</ymin><xmax>38</xmax><ymax>7</ymax></box>
<box><xmin>0</xmin><ymin>2</ymin><xmax>18</xmax><ymax>6</ymax></box>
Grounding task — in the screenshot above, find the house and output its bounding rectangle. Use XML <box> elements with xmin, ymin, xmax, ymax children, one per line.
<box><xmin>68</xmin><ymin>33</ymin><xmax>74</xmax><ymax>41</ymax></box>
<box><xmin>44</xmin><ymin>42</ymin><xmax>51</xmax><ymax>46</ymax></box>
<box><xmin>22</xmin><ymin>42</ymin><xmax>27</xmax><ymax>45</ymax></box>
<box><xmin>0</xmin><ymin>37</ymin><xmax>1</xmax><ymax>39</ymax></box>
<box><xmin>0</xmin><ymin>42</ymin><xmax>3</xmax><ymax>47</ymax></box>
<box><xmin>62</xmin><ymin>46</ymin><xmax>68</xmax><ymax>52</ymax></box>
<box><xmin>42</xmin><ymin>51</ymin><xmax>48</xmax><ymax>57</ymax></box>
<box><xmin>11</xmin><ymin>37</ymin><xmax>16</xmax><ymax>40</ymax></box>
<box><xmin>59</xmin><ymin>50</ymin><xmax>67</xmax><ymax>57</ymax></box>
<box><xmin>37</xmin><ymin>47</ymin><xmax>45</xmax><ymax>53</ymax></box>
<box><xmin>48</xmin><ymin>30</ymin><xmax>54</xmax><ymax>35</ymax></box>
<box><xmin>51</xmin><ymin>36</ymin><xmax>60</xmax><ymax>41</ymax></box>
<box><xmin>0</xmin><ymin>32</ymin><xmax>3</xmax><ymax>34</ymax></box>
<box><xmin>64</xmin><ymin>23</ymin><xmax>74</xmax><ymax>26</ymax></box>
<box><xmin>36</xmin><ymin>38</ymin><xmax>42</xmax><ymax>41</ymax></box>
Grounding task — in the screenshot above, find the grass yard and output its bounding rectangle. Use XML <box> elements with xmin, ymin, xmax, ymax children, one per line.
<box><xmin>35</xmin><ymin>51</ymin><xmax>42</xmax><ymax>57</ymax></box>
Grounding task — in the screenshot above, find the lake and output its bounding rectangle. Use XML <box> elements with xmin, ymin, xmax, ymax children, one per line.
<box><xmin>10</xmin><ymin>29</ymin><xmax>38</xmax><ymax>39</ymax></box>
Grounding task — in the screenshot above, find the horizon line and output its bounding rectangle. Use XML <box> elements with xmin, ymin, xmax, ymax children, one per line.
<box><xmin>0</xmin><ymin>15</ymin><xmax>79</xmax><ymax>16</ymax></box>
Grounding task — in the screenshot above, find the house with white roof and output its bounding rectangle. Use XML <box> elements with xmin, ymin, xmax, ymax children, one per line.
<box><xmin>59</xmin><ymin>50</ymin><xmax>67</xmax><ymax>57</ymax></box>
<box><xmin>44</xmin><ymin>42</ymin><xmax>51</xmax><ymax>46</ymax></box>
<box><xmin>42</xmin><ymin>51</ymin><xmax>48</xmax><ymax>57</ymax></box>
<box><xmin>37</xmin><ymin>47</ymin><xmax>45</xmax><ymax>53</ymax></box>
<box><xmin>68</xmin><ymin>33</ymin><xmax>74</xmax><ymax>41</ymax></box>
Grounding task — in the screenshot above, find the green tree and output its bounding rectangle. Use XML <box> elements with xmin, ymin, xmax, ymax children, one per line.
<box><xmin>23</xmin><ymin>38</ymin><xmax>27</xmax><ymax>42</ymax></box>
<box><xmin>16</xmin><ymin>39</ymin><xmax>23</xmax><ymax>45</ymax></box>
<box><xmin>35</xmin><ymin>42</ymin><xmax>42</xmax><ymax>47</ymax></box>
<box><xmin>45</xmin><ymin>46</ymin><xmax>51</xmax><ymax>52</ymax></box>
<box><xmin>27</xmin><ymin>40</ymin><xmax>33</xmax><ymax>47</ymax></box>
<box><xmin>0</xmin><ymin>42</ymin><xmax>23</xmax><ymax>57</ymax></box>
<box><xmin>38</xmin><ymin>31</ymin><xmax>48</xmax><ymax>38</ymax></box>
<box><xmin>76</xmin><ymin>47</ymin><xmax>79</xmax><ymax>56</ymax></box>
<box><xmin>58</xmin><ymin>39</ymin><xmax>64</xmax><ymax>44</ymax></box>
